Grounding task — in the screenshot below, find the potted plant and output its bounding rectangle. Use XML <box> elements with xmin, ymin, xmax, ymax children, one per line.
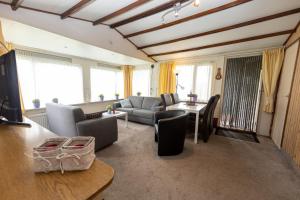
<box><xmin>137</xmin><ymin>92</ymin><xmax>141</xmax><ymax>96</ymax></box>
<box><xmin>32</xmin><ymin>99</ymin><xmax>40</xmax><ymax>109</ymax></box>
<box><xmin>52</xmin><ymin>98</ymin><xmax>58</xmax><ymax>103</ymax></box>
<box><xmin>99</xmin><ymin>94</ymin><xmax>104</xmax><ymax>102</ymax></box>
<box><xmin>115</xmin><ymin>93</ymin><xmax>119</xmax><ymax>100</ymax></box>
<box><xmin>106</xmin><ymin>105</ymin><xmax>112</xmax><ymax>114</ymax></box>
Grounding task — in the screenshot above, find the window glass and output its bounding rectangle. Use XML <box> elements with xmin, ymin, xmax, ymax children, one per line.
<box><xmin>195</xmin><ymin>65</ymin><xmax>212</xmax><ymax>102</ymax></box>
<box><xmin>175</xmin><ymin>65</ymin><xmax>194</xmax><ymax>100</ymax></box>
<box><xmin>132</xmin><ymin>69</ymin><xmax>150</xmax><ymax>96</ymax></box>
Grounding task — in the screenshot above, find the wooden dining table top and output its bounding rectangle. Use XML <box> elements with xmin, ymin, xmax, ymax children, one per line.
<box><xmin>0</xmin><ymin>118</ymin><xmax>114</xmax><ymax>200</ymax></box>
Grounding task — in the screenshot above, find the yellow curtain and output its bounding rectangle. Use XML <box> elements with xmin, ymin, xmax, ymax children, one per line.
<box><xmin>0</xmin><ymin>21</ymin><xmax>25</xmax><ymax>113</ymax></box>
<box><xmin>159</xmin><ymin>62</ymin><xmax>176</xmax><ymax>95</ymax></box>
<box><xmin>262</xmin><ymin>48</ymin><xmax>285</xmax><ymax>113</ymax></box>
<box><xmin>123</xmin><ymin>65</ymin><xmax>133</xmax><ymax>98</ymax></box>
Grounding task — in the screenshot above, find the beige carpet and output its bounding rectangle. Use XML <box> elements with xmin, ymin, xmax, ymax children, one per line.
<box><xmin>96</xmin><ymin>120</ymin><xmax>300</xmax><ymax>200</ymax></box>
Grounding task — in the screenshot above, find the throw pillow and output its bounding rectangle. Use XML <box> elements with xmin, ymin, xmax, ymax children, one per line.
<box><xmin>120</xmin><ymin>99</ymin><xmax>132</xmax><ymax>108</ymax></box>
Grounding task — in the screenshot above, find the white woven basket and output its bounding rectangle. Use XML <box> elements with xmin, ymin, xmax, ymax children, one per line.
<box><xmin>32</xmin><ymin>137</ymin><xmax>68</xmax><ymax>173</ymax></box>
<box><xmin>59</xmin><ymin>137</ymin><xmax>95</xmax><ymax>173</ymax></box>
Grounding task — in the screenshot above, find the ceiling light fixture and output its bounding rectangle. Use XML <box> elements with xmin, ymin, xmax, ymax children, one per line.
<box><xmin>162</xmin><ymin>0</ymin><xmax>201</xmax><ymax>23</ymax></box>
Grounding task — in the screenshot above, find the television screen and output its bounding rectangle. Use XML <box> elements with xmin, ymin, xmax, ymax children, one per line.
<box><xmin>0</xmin><ymin>50</ymin><xmax>23</xmax><ymax>122</ymax></box>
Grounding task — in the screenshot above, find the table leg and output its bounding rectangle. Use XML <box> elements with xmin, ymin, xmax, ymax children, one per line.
<box><xmin>194</xmin><ymin>113</ymin><xmax>199</xmax><ymax>144</ymax></box>
<box><xmin>125</xmin><ymin>113</ymin><xmax>128</xmax><ymax>128</ymax></box>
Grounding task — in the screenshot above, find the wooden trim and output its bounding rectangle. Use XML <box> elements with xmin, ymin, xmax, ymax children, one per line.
<box><xmin>93</xmin><ymin>0</ymin><xmax>150</xmax><ymax>25</ymax></box>
<box><xmin>139</xmin><ymin>8</ymin><xmax>300</xmax><ymax>49</ymax></box>
<box><xmin>61</xmin><ymin>0</ymin><xmax>95</xmax><ymax>19</ymax></box>
<box><xmin>114</xmin><ymin>28</ymin><xmax>157</xmax><ymax>62</ymax></box>
<box><xmin>125</xmin><ymin>0</ymin><xmax>253</xmax><ymax>38</ymax></box>
<box><xmin>110</xmin><ymin>0</ymin><xmax>190</xmax><ymax>28</ymax></box>
<box><xmin>11</xmin><ymin>0</ymin><xmax>23</xmax><ymax>10</ymax></box>
<box><xmin>284</xmin><ymin>20</ymin><xmax>300</xmax><ymax>46</ymax></box>
<box><xmin>149</xmin><ymin>30</ymin><xmax>293</xmax><ymax>57</ymax></box>
<box><xmin>281</xmin><ymin>41</ymin><xmax>300</xmax><ymax>147</ymax></box>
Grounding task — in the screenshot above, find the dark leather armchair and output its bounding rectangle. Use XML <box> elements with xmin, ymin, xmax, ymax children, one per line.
<box><xmin>171</xmin><ymin>93</ymin><xmax>180</xmax><ymax>104</ymax></box>
<box><xmin>154</xmin><ymin>110</ymin><xmax>188</xmax><ymax>156</ymax></box>
<box><xmin>160</xmin><ymin>94</ymin><xmax>174</xmax><ymax>109</ymax></box>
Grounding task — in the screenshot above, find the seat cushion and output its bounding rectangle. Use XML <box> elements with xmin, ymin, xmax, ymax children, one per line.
<box><xmin>116</xmin><ymin>107</ymin><xmax>136</xmax><ymax>114</ymax></box>
<box><xmin>128</xmin><ymin>96</ymin><xmax>144</xmax><ymax>108</ymax></box>
<box><xmin>132</xmin><ymin>109</ymin><xmax>154</xmax><ymax>119</ymax></box>
<box><xmin>142</xmin><ymin>97</ymin><xmax>162</xmax><ymax>110</ymax></box>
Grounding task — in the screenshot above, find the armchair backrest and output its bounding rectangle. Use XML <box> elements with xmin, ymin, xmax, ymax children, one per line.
<box><xmin>46</xmin><ymin>103</ymin><xmax>85</xmax><ymax>137</ymax></box>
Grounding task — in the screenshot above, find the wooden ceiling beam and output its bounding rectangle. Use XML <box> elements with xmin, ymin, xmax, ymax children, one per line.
<box><xmin>138</xmin><ymin>8</ymin><xmax>300</xmax><ymax>49</ymax></box>
<box><xmin>61</xmin><ymin>0</ymin><xmax>95</xmax><ymax>19</ymax></box>
<box><xmin>125</xmin><ymin>0</ymin><xmax>253</xmax><ymax>38</ymax></box>
<box><xmin>11</xmin><ymin>0</ymin><xmax>24</xmax><ymax>10</ymax></box>
<box><xmin>93</xmin><ymin>0</ymin><xmax>151</xmax><ymax>25</ymax></box>
<box><xmin>110</xmin><ymin>0</ymin><xmax>190</xmax><ymax>28</ymax></box>
<box><xmin>149</xmin><ymin>30</ymin><xmax>293</xmax><ymax>57</ymax></box>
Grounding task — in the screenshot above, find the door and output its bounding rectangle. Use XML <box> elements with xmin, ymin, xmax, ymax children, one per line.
<box><xmin>272</xmin><ymin>41</ymin><xmax>299</xmax><ymax>148</ymax></box>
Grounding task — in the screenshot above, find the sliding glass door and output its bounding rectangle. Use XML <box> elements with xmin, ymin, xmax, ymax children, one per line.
<box><xmin>220</xmin><ymin>56</ymin><xmax>262</xmax><ymax>132</ymax></box>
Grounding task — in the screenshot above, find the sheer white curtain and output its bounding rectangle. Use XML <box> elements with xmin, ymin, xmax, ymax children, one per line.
<box><xmin>132</xmin><ymin>68</ymin><xmax>150</xmax><ymax>96</ymax></box>
<box><xmin>16</xmin><ymin>50</ymin><xmax>84</xmax><ymax>109</ymax></box>
<box><xmin>175</xmin><ymin>65</ymin><xmax>194</xmax><ymax>100</ymax></box>
<box><xmin>175</xmin><ymin>63</ymin><xmax>213</xmax><ymax>101</ymax></box>
<box><xmin>195</xmin><ymin>64</ymin><xmax>212</xmax><ymax>102</ymax></box>
<box><xmin>90</xmin><ymin>67</ymin><xmax>123</xmax><ymax>101</ymax></box>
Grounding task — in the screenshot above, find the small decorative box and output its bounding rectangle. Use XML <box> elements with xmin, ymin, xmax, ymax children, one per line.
<box><xmin>59</xmin><ymin>137</ymin><xmax>95</xmax><ymax>173</ymax></box>
<box><xmin>32</xmin><ymin>137</ymin><xmax>68</xmax><ymax>173</ymax></box>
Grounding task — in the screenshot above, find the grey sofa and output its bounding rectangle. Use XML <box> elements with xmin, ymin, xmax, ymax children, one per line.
<box><xmin>46</xmin><ymin>103</ymin><xmax>118</xmax><ymax>151</ymax></box>
<box><xmin>113</xmin><ymin>96</ymin><xmax>163</xmax><ymax>125</ymax></box>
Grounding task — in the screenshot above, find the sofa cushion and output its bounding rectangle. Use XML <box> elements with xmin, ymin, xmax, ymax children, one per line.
<box><xmin>116</xmin><ymin>107</ymin><xmax>136</xmax><ymax>114</ymax></box>
<box><xmin>128</xmin><ymin>96</ymin><xmax>144</xmax><ymax>108</ymax></box>
<box><xmin>132</xmin><ymin>109</ymin><xmax>154</xmax><ymax>119</ymax></box>
<box><xmin>142</xmin><ymin>97</ymin><xmax>162</xmax><ymax>110</ymax></box>
<box><xmin>120</xmin><ymin>99</ymin><xmax>132</xmax><ymax>108</ymax></box>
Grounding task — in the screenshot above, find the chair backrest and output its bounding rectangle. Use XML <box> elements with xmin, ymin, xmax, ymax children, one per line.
<box><xmin>171</xmin><ymin>93</ymin><xmax>180</xmax><ymax>104</ymax></box>
<box><xmin>209</xmin><ymin>95</ymin><xmax>220</xmax><ymax>132</ymax></box>
<box><xmin>200</xmin><ymin>96</ymin><xmax>217</xmax><ymax>142</ymax></box>
<box><xmin>46</xmin><ymin>103</ymin><xmax>85</xmax><ymax>137</ymax></box>
<box><xmin>160</xmin><ymin>94</ymin><xmax>174</xmax><ymax>108</ymax></box>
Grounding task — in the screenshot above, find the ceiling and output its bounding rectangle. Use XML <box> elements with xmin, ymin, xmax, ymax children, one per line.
<box><xmin>1</xmin><ymin>0</ymin><xmax>300</xmax><ymax>62</ymax></box>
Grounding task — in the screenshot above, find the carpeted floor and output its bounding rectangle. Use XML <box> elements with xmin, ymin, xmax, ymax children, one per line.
<box><xmin>96</xmin><ymin>120</ymin><xmax>300</xmax><ymax>200</ymax></box>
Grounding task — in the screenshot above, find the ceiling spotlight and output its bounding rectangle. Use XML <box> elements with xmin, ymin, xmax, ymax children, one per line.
<box><xmin>193</xmin><ymin>0</ymin><xmax>200</xmax><ymax>7</ymax></box>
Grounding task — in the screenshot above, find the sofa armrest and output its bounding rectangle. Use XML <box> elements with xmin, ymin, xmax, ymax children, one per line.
<box><xmin>76</xmin><ymin>117</ymin><xmax>118</xmax><ymax>151</ymax></box>
<box><xmin>112</xmin><ymin>102</ymin><xmax>122</xmax><ymax>110</ymax></box>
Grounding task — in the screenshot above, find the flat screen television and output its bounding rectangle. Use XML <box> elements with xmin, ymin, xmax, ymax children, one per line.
<box><xmin>0</xmin><ymin>50</ymin><xmax>30</xmax><ymax>127</ymax></box>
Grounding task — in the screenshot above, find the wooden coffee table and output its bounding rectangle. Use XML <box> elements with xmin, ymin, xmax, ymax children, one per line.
<box><xmin>103</xmin><ymin>111</ymin><xmax>128</xmax><ymax>128</ymax></box>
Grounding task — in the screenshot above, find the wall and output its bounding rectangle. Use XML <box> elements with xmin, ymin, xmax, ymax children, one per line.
<box><xmin>280</xmin><ymin>22</ymin><xmax>300</xmax><ymax>167</ymax></box>
<box><xmin>152</xmin><ymin>49</ymin><xmax>276</xmax><ymax>136</ymax></box>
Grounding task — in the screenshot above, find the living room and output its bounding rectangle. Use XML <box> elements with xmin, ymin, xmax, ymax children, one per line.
<box><xmin>0</xmin><ymin>0</ymin><xmax>300</xmax><ymax>200</ymax></box>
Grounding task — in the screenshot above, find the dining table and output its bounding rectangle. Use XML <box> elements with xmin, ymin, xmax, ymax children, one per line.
<box><xmin>167</xmin><ymin>102</ymin><xmax>207</xmax><ymax>144</ymax></box>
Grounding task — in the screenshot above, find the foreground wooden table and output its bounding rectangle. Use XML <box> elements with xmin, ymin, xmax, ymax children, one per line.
<box><xmin>0</xmin><ymin>118</ymin><xmax>114</xmax><ymax>200</ymax></box>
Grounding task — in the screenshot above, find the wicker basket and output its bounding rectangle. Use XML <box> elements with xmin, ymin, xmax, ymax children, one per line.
<box><xmin>32</xmin><ymin>137</ymin><xmax>68</xmax><ymax>173</ymax></box>
<box><xmin>58</xmin><ymin>137</ymin><xmax>95</xmax><ymax>173</ymax></box>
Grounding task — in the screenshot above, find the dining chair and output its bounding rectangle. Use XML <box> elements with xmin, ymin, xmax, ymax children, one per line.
<box><xmin>160</xmin><ymin>93</ymin><xmax>174</xmax><ymax>109</ymax></box>
<box><xmin>171</xmin><ymin>93</ymin><xmax>180</xmax><ymax>104</ymax></box>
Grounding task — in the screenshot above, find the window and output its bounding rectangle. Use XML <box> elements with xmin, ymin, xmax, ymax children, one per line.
<box><xmin>195</xmin><ymin>65</ymin><xmax>212</xmax><ymax>102</ymax></box>
<box><xmin>175</xmin><ymin>65</ymin><xmax>194</xmax><ymax>100</ymax></box>
<box><xmin>175</xmin><ymin>64</ymin><xmax>213</xmax><ymax>102</ymax></box>
<box><xmin>16</xmin><ymin>51</ymin><xmax>84</xmax><ymax>109</ymax></box>
<box><xmin>132</xmin><ymin>68</ymin><xmax>150</xmax><ymax>96</ymax></box>
<box><xmin>90</xmin><ymin>67</ymin><xmax>123</xmax><ymax>101</ymax></box>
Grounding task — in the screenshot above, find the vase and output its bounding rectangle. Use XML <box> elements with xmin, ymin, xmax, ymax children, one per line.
<box><xmin>100</xmin><ymin>96</ymin><xmax>104</xmax><ymax>102</ymax></box>
<box><xmin>33</xmin><ymin>101</ymin><xmax>40</xmax><ymax>109</ymax></box>
<box><xmin>108</xmin><ymin>109</ymin><xmax>112</xmax><ymax>114</ymax></box>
